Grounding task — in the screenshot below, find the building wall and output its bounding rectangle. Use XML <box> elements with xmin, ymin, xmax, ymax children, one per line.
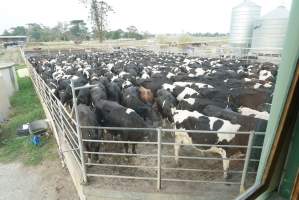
<box><xmin>0</xmin><ymin>64</ymin><xmax>18</xmax><ymax>123</ymax></box>
<box><xmin>0</xmin><ymin>72</ymin><xmax>11</xmax><ymax>123</ymax></box>
<box><xmin>0</xmin><ymin>68</ymin><xmax>15</xmax><ymax>97</ymax></box>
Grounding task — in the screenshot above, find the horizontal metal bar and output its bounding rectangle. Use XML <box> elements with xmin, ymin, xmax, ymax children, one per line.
<box><xmin>161</xmin><ymin>167</ymin><xmax>257</xmax><ymax>174</ymax></box>
<box><xmin>83</xmin><ymin>151</ymin><xmax>157</xmax><ymax>157</ymax></box>
<box><xmin>162</xmin><ymin>178</ymin><xmax>240</xmax><ymax>185</ymax></box>
<box><xmin>32</xmin><ymin>69</ymin><xmax>76</xmax><ymax>123</ymax></box>
<box><xmin>80</xmin><ymin>125</ymin><xmax>265</xmax><ymax>135</ymax></box>
<box><xmin>61</xmin><ymin>138</ymin><xmax>82</xmax><ymax>168</ymax></box>
<box><xmin>162</xmin><ymin>129</ymin><xmax>266</xmax><ymax>135</ymax></box>
<box><xmin>84</xmin><ymin>151</ymin><xmax>260</xmax><ymax>162</ymax></box>
<box><xmin>80</xmin><ymin>125</ymin><xmax>157</xmax><ymax>131</ymax></box>
<box><xmin>162</xmin><ymin>142</ymin><xmax>263</xmax><ymax>149</ymax></box>
<box><xmin>64</xmin><ymin>128</ymin><xmax>79</xmax><ymax>147</ymax></box>
<box><xmin>74</xmin><ymin>84</ymin><xmax>98</xmax><ymax>91</ymax></box>
<box><xmin>81</xmin><ymin>139</ymin><xmax>263</xmax><ymax>150</ymax></box>
<box><xmin>162</xmin><ymin>155</ymin><xmax>260</xmax><ymax>162</ymax></box>
<box><xmin>63</xmin><ymin>133</ymin><xmax>79</xmax><ymax>154</ymax></box>
<box><xmin>27</xmin><ymin>67</ymin><xmax>83</xmax><ymax>169</ymax></box>
<box><xmin>86</xmin><ymin>163</ymin><xmax>157</xmax><ymax>169</ymax></box>
<box><xmin>62</xmin><ymin>119</ymin><xmax>78</xmax><ymax>138</ymax></box>
<box><xmin>53</xmin><ymin>118</ymin><xmax>79</xmax><ymax>151</ymax></box>
<box><xmin>86</xmin><ymin>174</ymin><xmax>157</xmax><ymax>181</ymax></box>
<box><xmin>82</xmin><ymin>139</ymin><xmax>157</xmax><ymax>145</ymax></box>
<box><xmin>61</xmin><ymin>148</ymin><xmax>79</xmax><ymax>153</ymax></box>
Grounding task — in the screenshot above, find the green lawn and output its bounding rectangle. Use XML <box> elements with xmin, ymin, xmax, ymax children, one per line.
<box><xmin>0</xmin><ymin>70</ymin><xmax>57</xmax><ymax>165</ymax></box>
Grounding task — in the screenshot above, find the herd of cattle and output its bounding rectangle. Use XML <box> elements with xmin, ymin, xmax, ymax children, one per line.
<box><xmin>28</xmin><ymin>48</ymin><xmax>277</xmax><ymax>179</ymax></box>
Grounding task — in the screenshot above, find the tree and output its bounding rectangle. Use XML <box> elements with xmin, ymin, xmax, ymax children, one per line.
<box><xmin>27</xmin><ymin>23</ymin><xmax>43</xmax><ymax>41</ymax></box>
<box><xmin>2</xmin><ymin>26</ymin><xmax>27</xmax><ymax>36</ymax></box>
<box><xmin>2</xmin><ymin>30</ymin><xmax>10</xmax><ymax>36</ymax></box>
<box><xmin>126</xmin><ymin>26</ymin><xmax>138</xmax><ymax>34</ymax></box>
<box><xmin>51</xmin><ymin>22</ymin><xmax>70</xmax><ymax>41</ymax></box>
<box><xmin>69</xmin><ymin>20</ymin><xmax>88</xmax><ymax>41</ymax></box>
<box><xmin>10</xmin><ymin>26</ymin><xmax>27</xmax><ymax>35</ymax></box>
<box><xmin>82</xmin><ymin>0</ymin><xmax>113</xmax><ymax>42</ymax></box>
<box><xmin>125</xmin><ymin>26</ymin><xmax>144</xmax><ymax>40</ymax></box>
<box><xmin>105</xmin><ymin>29</ymin><xmax>124</xmax><ymax>40</ymax></box>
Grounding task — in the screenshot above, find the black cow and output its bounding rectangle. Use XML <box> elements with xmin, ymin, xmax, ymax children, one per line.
<box><xmin>61</xmin><ymin>78</ymin><xmax>88</xmax><ymax>107</ymax></box>
<box><xmin>77</xmin><ymin>104</ymin><xmax>102</xmax><ymax>162</ymax></box>
<box><xmin>94</xmin><ymin>100</ymin><xmax>151</xmax><ymax>153</ymax></box>
<box><xmin>90</xmin><ymin>82</ymin><xmax>107</xmax><ymax>104</ymax></box>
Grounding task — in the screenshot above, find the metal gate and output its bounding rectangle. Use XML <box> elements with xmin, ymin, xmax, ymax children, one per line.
<box><xmin>25</xmin><ymin>52</ymin><xmax>265</xmax><ymax>194</ymax></box>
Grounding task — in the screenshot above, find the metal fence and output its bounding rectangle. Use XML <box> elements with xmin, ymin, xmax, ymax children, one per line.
<box><xmin>25</xmin><ymin>52</ymin><xmax>265</xmax><ymax>194</ymax></box>
<box><xmin>24</xmin><ymin>44</ymin><xmax>282</xmax><ymax>66</ymax></box>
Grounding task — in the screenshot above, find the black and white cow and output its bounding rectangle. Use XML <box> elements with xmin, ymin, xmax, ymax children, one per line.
<box><xmin>172</xmin><ymin>109</ymin><xmax>242</xmax><ymax>179</ymax></box>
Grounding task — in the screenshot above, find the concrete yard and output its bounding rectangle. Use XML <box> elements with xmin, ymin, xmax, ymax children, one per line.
<box><xmin>0</xmin><ymin>159</ymin><xmax>78</xmax><ymax>200</ymax></box>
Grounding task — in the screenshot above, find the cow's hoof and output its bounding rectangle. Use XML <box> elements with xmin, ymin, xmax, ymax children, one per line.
<box><xmin>224</xmin><ymin>173</ymin><xmax>232</xmax><ymax>184</ymax></box>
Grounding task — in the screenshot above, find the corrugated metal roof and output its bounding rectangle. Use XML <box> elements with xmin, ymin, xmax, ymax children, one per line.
<box><xmin>0</xmin><ymin>36</ymin><xmax>27</xmax><ymax>39</ymax></box>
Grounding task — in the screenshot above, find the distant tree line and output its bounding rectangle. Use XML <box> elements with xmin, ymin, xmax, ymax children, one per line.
<box><xmin>2</xmin><ymin>21</ymin><xmax>89</xmax><ymax>42</ymax></box>
<box><xmin>189</xmin><ymin>32</ymin><xmax>228</xmax><ymax>37</ymax></box>
<box><xmin>2</xmin><ymin>21</ymin><xmax>152</xmax><ymax>42</ymax></box>
<box><xmin>2</xmin><ymin>22</ymin><xmax>227</xmax><ymax>43</ymax></box>
<box><xmin>105</xmin><ymin>26</ymin><xmax>154</xmax><ymax>40</ymax></box>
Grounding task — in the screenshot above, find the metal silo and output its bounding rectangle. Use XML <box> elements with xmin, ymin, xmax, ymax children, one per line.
<box><xmin>229</xmin><ymin>0</ymin><xmax>261</xmax><ymax>52</ymax></box>
<box><xmin>251</xmin><ymin>6</ymin><xmax>289</xmax><ymax>55</ymax></box>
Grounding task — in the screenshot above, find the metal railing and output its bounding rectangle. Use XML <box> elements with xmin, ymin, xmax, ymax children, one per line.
<box><xmin>72</xmin><ymin>82</ymin><xmax>265</xmax><ymax>192</ymax></box>
<box><xmin>25</xmin><ymin>53</ymin><xmax>265</xmax><ymax>194</ymax></box>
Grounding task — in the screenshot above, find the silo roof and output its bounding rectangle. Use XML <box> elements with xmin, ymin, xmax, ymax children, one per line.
<box><xmin>263</xmin><ymin>6</ymin><xmax>289</xmax><ymax>19</ymax></box>
<box><xmin>234</xmin><ymin>0</ymin><xmax>260</xmax><ymax>9</ymax></box>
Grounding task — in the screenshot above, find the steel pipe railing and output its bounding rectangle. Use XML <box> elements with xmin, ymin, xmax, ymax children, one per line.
<box><xmin>26</xmin><ymin>51</ymin><xmax>266</xmax><ymax>194</ymax></box>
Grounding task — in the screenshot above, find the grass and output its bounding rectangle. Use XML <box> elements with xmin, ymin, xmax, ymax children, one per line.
<box><xmin>0</xmin><ymin>70</ymin><xmax>57</xmax><ymax>165</ymax></box>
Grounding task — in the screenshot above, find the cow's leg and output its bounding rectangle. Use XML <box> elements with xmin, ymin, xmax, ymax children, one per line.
<box><xmin>132</xmin><ymin>144</ymin><xmax>137</xmax><ymax>154</ymax></box>
<box><xmin>85</xmin><ymin>145</ymin><xmax>91</xmax><ymax>164</ymax></box>
<box><xmin>174</xmin><ymin>131</ymin><xmax>181</xmax><ymax>165</ymax></box>
<box><xmin>208</xmin><ymin>147</ymin><xmax>229</xmax><ymax>179</ymax></box>
<box><xmin>93</xmin><ymin>144</ymin><xmax>100</xmax><ymax>163</ymax></box>
<box><xmin>174</xmin><ymin>131</ymin><xmax>192</xmax><ymax>165</ymax></box>
<box><xmin>174</xmin><ymin>142</ymin><xmax>181</xmax><ymax>165</ymax></box>
<box><xmin>124</xmin><ymin>143</ymin><xmax>129</xmax><ymax>153</ymax></box>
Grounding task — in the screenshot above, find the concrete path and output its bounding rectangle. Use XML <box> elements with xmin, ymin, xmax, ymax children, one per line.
<box><xmin>0</xmin><ymin>159</ymin><xmax>78</xmax><ymax>200</ymax></box>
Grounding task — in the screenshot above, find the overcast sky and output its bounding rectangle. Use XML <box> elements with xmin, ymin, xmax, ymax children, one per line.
<box><xmin>0</xmin><ymin>0</ymin><xmax>292</xmax><ymax>34</ymax></box>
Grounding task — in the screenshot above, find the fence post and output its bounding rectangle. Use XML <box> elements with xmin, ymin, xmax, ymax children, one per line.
<box><xmin>59</xmin><ymin>103</ymin><xmax>66</xmax><ymax>140</ymax></box>
<box><xmin>71</xmin><ymin>80</ymin><xmax>88</xmax><ymax>184</ymax></box>
<box><xmin>240</xmin><ymin>131</ymin><xmax>255</xmax><ymax>193</ymax></box>
<box><xmin>157</xmin><ymin>128</ymin><xmax>162</xmax><ymax>190</ymax></box>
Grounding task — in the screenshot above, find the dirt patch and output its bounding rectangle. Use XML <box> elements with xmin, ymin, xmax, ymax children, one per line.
<box><xmin>0</xmin><ymin>159</ymin><xmax>78</xmax><ymax>200</ymax></box>
<box><xmin>86</xmin><ymin>133</ymin><xmax>256</xmax><ymax>199</ymax></box>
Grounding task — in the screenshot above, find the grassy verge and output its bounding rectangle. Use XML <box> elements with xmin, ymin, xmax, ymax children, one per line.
<box><xmin>0</xmin><ymin>69</ymin><xmax>57</xmax><ymax>165</ymax></box>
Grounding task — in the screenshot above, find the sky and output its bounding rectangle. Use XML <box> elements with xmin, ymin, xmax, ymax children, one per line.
<box><xmin>0</xmin><ymin>0</ymin><xmax>292</xmax><ymax>34</ymax></box>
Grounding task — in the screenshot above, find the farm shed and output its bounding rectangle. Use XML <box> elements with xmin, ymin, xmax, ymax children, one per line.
<box><xmin>0</xmin><ymin>36</ymin><xmax>27</xmax><ymax>44</ymax></box>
